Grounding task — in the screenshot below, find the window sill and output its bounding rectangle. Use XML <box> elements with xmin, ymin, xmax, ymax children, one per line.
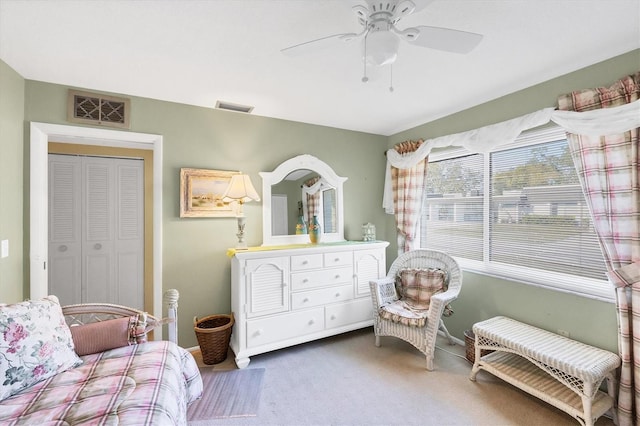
<box><xmin>455</xmin><ymin>258</ymin><xmax>616</xmax><ymax>303</ymax></box>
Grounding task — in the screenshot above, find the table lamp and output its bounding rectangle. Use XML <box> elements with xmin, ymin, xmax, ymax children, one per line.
<box><xmin>222</xmin><ymin>174</ymin><xmax>260</xmax><ymax>249</ymax></box>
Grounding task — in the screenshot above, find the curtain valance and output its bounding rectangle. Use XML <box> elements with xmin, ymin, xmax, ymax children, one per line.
<box><xmin>303</xmin><ymin>176</ymin><xmax>324</xmax><ymax>195</ymax></box>
<box><xmin>383</xmin><ymin>99</ymin><xmax>640</xmax><ymax>213</ymax></box>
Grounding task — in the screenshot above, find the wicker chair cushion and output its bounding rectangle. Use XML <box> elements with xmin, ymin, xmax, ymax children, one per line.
<box><xmin>379</xmin><ymin>300</ymin><xmax>429</xmax><ymax>327</ymax></box>
<box><xmin>396</xmin><ymin>268</ymin><xmax>446</xmax><ymax>310</ymax></box>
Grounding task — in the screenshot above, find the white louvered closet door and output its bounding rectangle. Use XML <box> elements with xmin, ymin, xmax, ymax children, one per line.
<box><xmin>49</xmin><ymin>154</ymin><xmax>144</xmax><ymax>309</ymax></box>
<box><xmin>48</xmin><ymin>155</ymin><xmax>82</xmax><ymax>305</ymax></box>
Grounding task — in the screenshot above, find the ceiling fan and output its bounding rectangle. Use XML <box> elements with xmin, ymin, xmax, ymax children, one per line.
<box><xmin>281</xmin><ymin>0</ymin><xmax>483</xmax><ymax>88</ymax></box>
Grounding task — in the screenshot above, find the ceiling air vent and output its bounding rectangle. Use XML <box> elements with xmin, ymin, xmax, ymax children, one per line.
<box><xmin>67</xmin><ymin>90</ymin><xmax>130</xmax><ymax>129</ymax></box>
<box><xmin>215</xmin><ymin>100</ymin><xmax>254</xmax><ymax>114</ymax></box>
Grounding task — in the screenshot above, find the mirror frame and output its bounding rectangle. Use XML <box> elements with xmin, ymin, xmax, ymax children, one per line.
<box><xmin>260</xmin><ymin>154</ymin><xmax>347</xmax><ymax>246</ymax></box>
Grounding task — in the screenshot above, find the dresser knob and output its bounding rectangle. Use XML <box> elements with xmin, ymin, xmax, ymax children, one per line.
<box><xmin>334</xmin><ymin>258</ymin><xmax>340</xmax><ymax>262</ymax></box>
<box><xmin>330</xmin><ymin>315</ymin><xmax>336</xmax><ymax>320</ymax></box>
<box><xmin>303</xmin><ymin>298</ymin><xmax>309</xmax><ymax>303</ymax></box>
<box><xmin>58</xmin><ymin>245</ymin><xmax>68</xmax><ymax>252</ymax></box>
<box><xmin>335</xmin><ymin>292</ymin><xmax>340</xmax><ymax>297</ymax></box>
<box><xmin>303</xmin><ymin>278</ymin><xmax>309</xmax><ymax>283</ymax></box>
<box><xmin>302</xmin><ymin>260</ymin><xmax>308</xmax><ymax>265</ymax></box>
<box><xmin>255</xmin><ymin>329</ymin><xmax>263</xmax><ymax>336</ymax></box>
<box><xmin>335</xmin><ymin>275</ymin><xmax>340</xmax><ymax>279</ymax></box>
<box><xmin>94</xmin><ymin>243</ymin><xmax>102</xmax><ymax>250</ymax></box>
<box><xmin>308</xmin><ymin>319</ymin><xmax>315</xmax><ymax>325</ymax></box>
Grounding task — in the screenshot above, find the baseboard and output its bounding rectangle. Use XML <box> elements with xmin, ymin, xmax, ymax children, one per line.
<box><xmin>187</xmin><ymin>333</ymin><xmax>464</xmax><ymax>356</ymax></box>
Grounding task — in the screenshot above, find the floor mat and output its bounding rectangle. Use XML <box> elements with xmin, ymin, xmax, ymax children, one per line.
<box><xmin>187</xmin><ymin>368</ymin><xmax>265</xmax><ymax>421</ymax></box>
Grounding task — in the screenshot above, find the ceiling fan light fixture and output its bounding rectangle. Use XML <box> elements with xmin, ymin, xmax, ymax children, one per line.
<box><xmin>363</xmin><ymin>30</ymin><xmax>399</xmax><ymax>66</ymax></box>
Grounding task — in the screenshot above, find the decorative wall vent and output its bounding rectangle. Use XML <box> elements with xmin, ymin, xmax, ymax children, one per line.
<box><xmin>67</xmin><ymin>90</ymin><xmax>131</xmax><ymax>129</ymax></box>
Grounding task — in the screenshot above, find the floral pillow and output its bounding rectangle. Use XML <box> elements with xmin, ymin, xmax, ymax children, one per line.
<box><xmin>0</xmin><ymin>295</ymin><xmax>83</xmax><ymax>402</ymax></box>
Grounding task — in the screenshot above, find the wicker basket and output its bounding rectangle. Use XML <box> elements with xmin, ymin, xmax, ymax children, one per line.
<box><xmin>194</xmin><ymin>313</ymin><xmax>234</xmax><ymax>365</ymax></box>
<box><xmin>464</xmin><ymin>329</ymin><xmax>492</xmax><ymax>364</ymax></box>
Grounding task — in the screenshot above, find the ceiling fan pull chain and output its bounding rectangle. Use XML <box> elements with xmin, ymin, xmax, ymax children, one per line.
<box><xmin>389</xmin><ymin>64</ymin><xmax>394</xmax><ymax>92</ymax></box>
<box><xmin>362</xmin><ymin>31</ymin><xmax>369</xmax><ymax>83</ymax></box>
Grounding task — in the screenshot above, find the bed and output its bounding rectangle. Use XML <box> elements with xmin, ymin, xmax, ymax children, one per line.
<box><xmin>0</xmin><ymin>291</ymin><xmax>203</xmax><ymax>425</ymax></box>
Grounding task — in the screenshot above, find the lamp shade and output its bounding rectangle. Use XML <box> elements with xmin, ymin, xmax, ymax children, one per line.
<box><xmin>222</xmin><ymin>174</ymin><xmax>261</xmax><ymax>204</ymax></box>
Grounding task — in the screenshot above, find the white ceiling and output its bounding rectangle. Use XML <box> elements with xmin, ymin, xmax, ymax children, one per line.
<box><xmin>1</xmin><ymin>0</ymin><xmax>638</xmax><ymax>136</ymax></box>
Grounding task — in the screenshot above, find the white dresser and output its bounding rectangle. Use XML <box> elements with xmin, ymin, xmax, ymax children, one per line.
<box><xmin>230</xmin><ymin>241</ymin><xmax>388</xmax><ymax>368</ymax></box>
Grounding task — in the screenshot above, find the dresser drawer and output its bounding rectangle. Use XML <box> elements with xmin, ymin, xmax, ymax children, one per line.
<box><xmin>290</xmin><ymin>266</ymin><xmax>352</xmax><ymax>290</ymax></box>
<box><xmin>323</xmin><ymin>251</ymin><xmax>353</xmax><ymax>267</ymax></box>
<box><xmin>291</xmin><ymin>253</ymin><xmax>323</xmax><ymax>271</ymax></box>
<box><xmin>246</xmin><ymin>308</ymin><xmax>324</xmax><ymax>348</ymax></box>
<box><xmin>291</xmin><ymin>284</ymin><xmax>354</xmax><ymax>310</ymax></box>
<box><xmin>325</xmin><ymin>297</ymin><xmax>373</xmax><ymax>329</ymax></box>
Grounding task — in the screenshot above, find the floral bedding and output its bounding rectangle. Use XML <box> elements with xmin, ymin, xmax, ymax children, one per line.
<box><xmin>0</xmin><ymin>340</ymin><xmax>203</xmax><ymax>425</ymax></box>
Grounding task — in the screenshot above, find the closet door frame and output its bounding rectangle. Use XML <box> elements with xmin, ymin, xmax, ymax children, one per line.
<box><xmin>30</xmin><ymin>123</ymin><xmax>162</xmax><ymax>337</ymax></box>
<box><xmin>48</xmin><ymin>144</ymin><xmax>152</xmax><ymax>312</ymax></box>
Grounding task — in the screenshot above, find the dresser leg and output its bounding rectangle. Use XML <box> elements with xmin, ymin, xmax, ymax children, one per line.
<box><xmin>235</xmin><ymin>356</ymin><xmax>250</xmax><ymax>369</ymax></box>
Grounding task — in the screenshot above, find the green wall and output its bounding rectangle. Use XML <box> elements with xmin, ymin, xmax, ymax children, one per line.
<box><xmin>391</xmin><ymin>50</ymin><xmax>640</xmax><ymax>144</ymax></box>
<box><xmin>4</xmin><ymin>49</ymin><xmax>638</xmax><ymax>353</ymax></box>
<box><xmin>446</xmin><ymin>272</ymin><xmax>618</xmax><ymax>351</ymax></box>
<box><xmin>387</xmin><ymin>49</ymin><xmax>640</xmax><ymax>352</ymax></box>
<box><xmin>0</xmin><ymin>60</ymin><xmax>24</xmax><ymax>303</ymax></box>
<box><xmin>22</xmin><ymin>80</ymin><xmax>388</xmax><ymax>348</ymax></box>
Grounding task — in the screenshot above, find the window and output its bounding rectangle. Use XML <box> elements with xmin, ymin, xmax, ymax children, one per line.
<box><xmin>321</xmin><ymin>187</ymin><xmax>337</xmax><ymax>233</ymax></box>
<box><xmin>420</xmin><ymin>125</ymin><xmax>611</xmax><ymax>300</ymax></box>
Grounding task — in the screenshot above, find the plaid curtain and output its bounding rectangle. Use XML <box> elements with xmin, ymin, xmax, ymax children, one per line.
<box><xmin>304</xmin><ymin>176</ymin><xmax>321</xmax><ymax>225</ymax></box>
<box><xmin>558</xmin><ymin>71</ymin><xmax>640</xmax><ymax>426</ymax></box>
<box><xmin>391</xmin><ymin>140</ymin><xmax>428</xmax><ymax>254</ymax></box>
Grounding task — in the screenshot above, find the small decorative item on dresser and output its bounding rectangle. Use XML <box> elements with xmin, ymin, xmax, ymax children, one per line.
<box><xmin>362</xmin><ymin>223</ymin><xmax>376</xmax><ymax>241</ymax></box>
<box><xmin>296</xmin><ymin>215</ymin><xmax>308</xmax><ymax>235</ymax></box>
<box><xmin>309</xmin><ymin>215</ymin><xmax>321</xmax><ymax>243</ymax></box>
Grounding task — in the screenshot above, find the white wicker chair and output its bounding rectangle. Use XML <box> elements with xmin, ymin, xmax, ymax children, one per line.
<box><xmin>369</xmin><ymin>249</ymin><xmax>462</xmax><ymax>370</ymax></box>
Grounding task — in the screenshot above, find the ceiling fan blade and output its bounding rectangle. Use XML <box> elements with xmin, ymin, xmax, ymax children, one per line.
<box><xmin>393</xmin><ymin>1</ymin><xmax>416</xmax><ymax>21</ymax></box>
<box><xmin>406</xmin><ymin>0</ymin><xmax>435</xmax><ymax>14</ymax></box>
<box><xmin>408</xmin><ymin>25</ymin><xmax>483</xmax><ymax>54</ymax></box>
<box><xmin>281</xmin><ymin>33</ymin><xmax>359</xmax><ymax>57</ymax></box>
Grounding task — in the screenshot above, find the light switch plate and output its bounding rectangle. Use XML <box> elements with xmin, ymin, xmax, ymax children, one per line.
<box><xmin>1</xmin><ymin>240</ymin><xmax>8</xmax><ymax>258</ymax></box>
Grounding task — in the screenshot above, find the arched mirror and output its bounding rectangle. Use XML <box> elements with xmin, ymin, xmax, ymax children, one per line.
<box><xmin>260</xmin><ymin>155</ymin><xmax>347</xmax><ymax>246</ymax></box>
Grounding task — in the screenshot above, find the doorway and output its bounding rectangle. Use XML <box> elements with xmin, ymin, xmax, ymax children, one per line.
<box><xmin>30</xmin><ymin>122</ymin><xmax>163</xmax><ymax>325</ymax></box>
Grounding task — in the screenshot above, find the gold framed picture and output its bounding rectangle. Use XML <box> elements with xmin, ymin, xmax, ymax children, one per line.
<box><xmin>179</xmin><ymin>168</ymin><xmax>240</xmax><ymax>217</ymax></box>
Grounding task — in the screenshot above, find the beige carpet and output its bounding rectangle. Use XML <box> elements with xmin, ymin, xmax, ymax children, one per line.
<box><xmin>187</xmin><ymin>368</ymin><xmax>264</xmax><ymax>422</ymax></box>
<box><xmin>188</xmin><ymin>328</ymin><xmax>615</xmax><ymax>426</ymax></box>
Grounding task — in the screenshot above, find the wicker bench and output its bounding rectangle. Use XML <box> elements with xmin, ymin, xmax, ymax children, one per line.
<box><xmin>469</xmin><ymin>316</ymin><xmax>620</xmax><ymax>426</ymax></box>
